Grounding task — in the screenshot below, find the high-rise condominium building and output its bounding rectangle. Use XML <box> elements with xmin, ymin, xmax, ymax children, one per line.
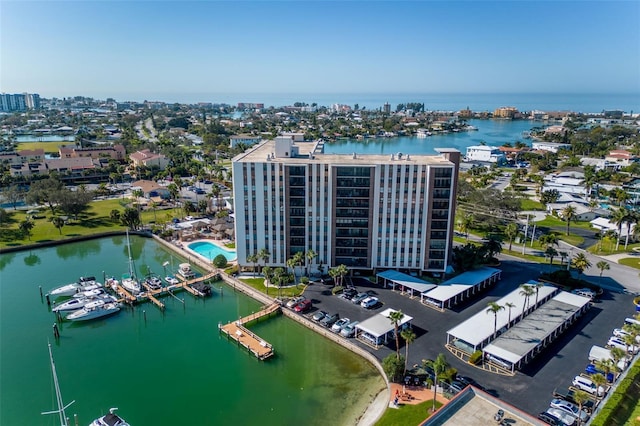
<box><xmin>0</xmin><ymin>93</ymin><xmax>40</xmax><ymax>112</ymax></box>
<box><xmin>232</xmin><ymin>137</ymin><xmax>460</xmax><ymax>275</ymax></box>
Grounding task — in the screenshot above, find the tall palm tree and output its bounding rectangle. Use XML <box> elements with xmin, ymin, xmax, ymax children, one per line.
<box><xmin>482</xmin><ymin>234</ymin><xmax>503</xmax><ymax>260</ymax></box>
<box><xmin>262</xmin><ymin>266</ymin><xmax>272</xmax><ymax>295</ymax></box>
<box><xmin>572</xmin><ymin>253</ymin><xmax>592</xmax><ymax>275</ymax></box>
<box><xmin>486</xmin><ymin>302</ymin><xmax>505</xmax><ymax>339</ymax></box>
<box><xmin>389</xmin><ymin>310</ymin><xmax>405</xmax><ymax>360</ymax></box>
<box><xmin>590</xmin><ymin>373</ymin><xmax>607</xmax><ymax>400</ymax></box>
<box><xmin>596</xmin><ymin>260</ymin><xmax>610</xmax><ymax>278</ymax></box>
<box><xmin>257</xmin><ymin>248</ymin><xmax>270</xmax><ymax>272</ymax></box>
<box><xmin>572</xmin><ymin>390</ymin><xmax>590</xmax><ymax>426</ymax></box>
<box><xmin>562</xmin><ymin>205</ymin><xmax>577</xmax><ymax>236</ymax></box>
<box><xmin>533</xmin><ymin>281</ymin><xmax>545</xmax><ymax>306</ymax></box>
<box><xmin>400</xmin><ymin>328</ymin><xmax>416</xmax><ymax>372</ymax></box>
<box><xmin>558</xmin><ymin>251</ymin><xmax>568</xmax><ymax>267</ymax></box>
<box><xmin>286</xmin><ymin>257</ymin><xmax>297</xmax><ymax>284</ymax></box>
<box><xmin>458</xmin><ymin>214</ymin><xmax>473</xmax><ymax>242</ymax></box>
<box><xmin>428</xmin><ymin>354</ymin><xmax>449</xmax><ymax>413</ymax></box>
<box><xmin>504</xmin><ymin>222</ymin><xmax>519</xmax><ymax>252</ymax></box>
<box><xmin>519</xmin><ymin>284</ymin><xmax>535</xmax><ymax>317</ymax></box>
<box><xmin>539</xmin><ymin>233</ymin><xmax>560</xmax><ymax>248</ymax></box>
<box><xmin>624</xmin><ymin>210</ymin><xmax>639</xmax><ymax>249</ymax></box>
<box><xmin>305</xmin><ymin>249</ymin><xmax>317</xmax><ymax>276</ymax></box>
<box><xmin>335</xmin><ymin>264</ymin><xmax>349</xmax><ymax>287</ymax></box>
<box><xmin>611</xmin><ymin>207</ymin><xmax>628</xmax><ymax>251</ymax></box>
<box><xmin>544</xmin><ymin>246</ymin><xmax>558</xmax><ymax>266</ymax></box>
<box><xmin>505</xmin><ymin>302</ymin><xmax>516</xmax><ymax>326</ymax></box>
<box><xmin>247</xmin><ymin>253</ymin><xmax>258</xmax><ymax>277</ymax></box>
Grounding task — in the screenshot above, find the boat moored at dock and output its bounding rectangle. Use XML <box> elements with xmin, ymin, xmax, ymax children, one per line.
<box><xmin>52</xmin><ymin>293</ymin><xmax>117</xmax><ymax>313</ymax></box>
<box><xmin>66</xmin><ymin>299</ymin><xmax>121</xmax><ymax>321</ymax></box>
<box><xmin>90</xmin><ymin>408</ymin><xmax>130</xmax><ymax>426</ymax></box>
<box><xmin>47</xmin><ymin>276</ymin><xmax>102</xmax><ymax>299</ymax></box>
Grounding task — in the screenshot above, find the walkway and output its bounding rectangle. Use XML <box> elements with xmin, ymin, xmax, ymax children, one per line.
<box><xmin>219</xmin><ymin>302</ymin><xmax>280</xmax><ymax>360</ymax></box>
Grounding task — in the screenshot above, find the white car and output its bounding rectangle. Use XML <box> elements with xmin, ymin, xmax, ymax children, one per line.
<box><xmin>545</xmin><ymin>407</ymin><xmax>576</xmax><ymax>426</ymax></box>
<box><xmin>331</xmin><ymin>318</ymin><xmax>351</xmax><ymax>333</ymax></box>
<box><xmin>607</xmin><ymin>336</ymin><xmax>639</xmax><ymax>354</ymax></box>
<box><xmin>286</xmin><ymin>296</ymin><xmax>306</xmax><ymax>309</ymax></box>
<box><xmin>612</xmin><ymin>328</ymin><xmax>640</xmax><ymax>343</ymax></box>
<box><xmin>549</xmin><ymin>398</ymin><xmax>589</xmax><ymax>423</ymax></box>
<box><xmin>340</xmin><ymin>321</ymin><xmax>359</xmax><ymax>338</ymax></box>
<box><xmin>360</xmin><ymin>296</ymin><xmax>379</xmax><ymax>309</ymax></box>
<box><xmin>572</xmin><ymin>376</ymin><xmax>604</xmax><ymax>396</ymax></box>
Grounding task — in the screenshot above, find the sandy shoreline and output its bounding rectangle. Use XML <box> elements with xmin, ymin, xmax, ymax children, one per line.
<box><xmin>356</xmin><ymin>386</ymin><xmax>391</xmax><ymax>426</ymax></box>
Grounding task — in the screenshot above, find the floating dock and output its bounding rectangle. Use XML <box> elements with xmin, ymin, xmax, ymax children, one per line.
<box><xmin>219</xmin><ymin>302</ymin><xmax>280</xmax><ymax>360</ymax></box>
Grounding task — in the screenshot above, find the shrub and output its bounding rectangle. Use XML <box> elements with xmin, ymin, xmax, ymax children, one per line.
<box><xmin>331</xmin><ymin>285</ymin><xmax>344</xmax><ymax>295</ymax></box>
<box><xmin>213</xmin><ymin>254</ymin><xmax>228</xmax><ymax>268</ymax></box>
<box><xmin>469</xmin><ymin>350</ymin><xmax>483</xmax><ymax>365</ymax></box>
<box><xmin>382</xmin><ymin>354</ymin><xmax>406</xmax><ymax>382</ymax></box>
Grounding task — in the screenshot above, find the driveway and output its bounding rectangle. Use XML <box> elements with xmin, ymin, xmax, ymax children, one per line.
<box><xmin>295</xmin><ymin>260</ymin><xmax>637</xmax><ymax>417</ymax></box>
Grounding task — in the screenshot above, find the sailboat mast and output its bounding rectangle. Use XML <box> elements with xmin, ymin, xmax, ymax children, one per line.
<box><xmin>126</xmin><ymin>230</ymin><xmax>135</xmax><ymax>278</ymax></box>
<box><xmin>41</xmin><ymin>342</ymin><xmax>74</xmax><ymax>426</ymax></box>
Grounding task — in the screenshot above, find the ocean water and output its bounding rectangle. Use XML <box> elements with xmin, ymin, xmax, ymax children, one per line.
<box><xmin>109</xmin><ymin>92</ymin><xmax>640</xmax><ymax>113</ymax></box>
<box><xmin>0</xmin><ymin>236</ymin><xmax>385</xmax><ymax>426</ymax></box>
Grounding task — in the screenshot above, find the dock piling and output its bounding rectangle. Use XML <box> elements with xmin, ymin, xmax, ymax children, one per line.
<box><xmin>53</xmin><ymin>323</ymin><xmax>60</xmax><ymax>339</ymax></box>
<box><xmin>45</xmin><ymin>294</ymin><xmax>51</xmax><ymax>306</ymax></box>
<box><xmin>39</xmin><ymin>286</ymin><xmax>43</xmax><ymax>297</ymax></box>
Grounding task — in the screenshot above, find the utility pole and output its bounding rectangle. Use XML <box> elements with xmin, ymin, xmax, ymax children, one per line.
<box><xmin>522</xmin><ymin>214</ymin><xmax>530</xmax><ymax>255</ymax></box>
<box><xmin>530</xmin><ymin>222</ymin><xmax>537</xmax><ymax>247</ymax></box>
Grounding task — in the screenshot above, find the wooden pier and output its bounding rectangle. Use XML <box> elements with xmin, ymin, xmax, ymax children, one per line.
<box><xmin>219</xmin><ymin>302</ymin><xmax>280</xmax><ymax>360</ymax></box>
<box><xmin>108</xmin><ymin>271</ymin><xmax>219</xmax><ymax>310</ymax></box>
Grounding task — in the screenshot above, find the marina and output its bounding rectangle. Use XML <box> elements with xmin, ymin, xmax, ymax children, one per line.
<box><xmin>219</xmin><ymin>302</ymin><xmax>280</xmax><ymax>360</ymax></box>
<box><xmin>1</xmin><ymin>235</ymin><xmax>385</xmax><ymax>425</ymax></box>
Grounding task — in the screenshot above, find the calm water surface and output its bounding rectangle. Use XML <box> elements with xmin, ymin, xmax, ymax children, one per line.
<box><xmin>0</xmin><ymin>236</ymin><xmax>385</xmax><ymax>425</ymax></box>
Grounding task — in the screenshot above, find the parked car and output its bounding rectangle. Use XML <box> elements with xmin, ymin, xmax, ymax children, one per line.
<box><xmin>340</xmin><ymin>321</ymin><xmax>359</xmax><ymax>338</ymax></box>
<box><xmin>572</xmin><ymin>376</ymin><xmax>604</xmax><ymax>397</ymax></box>
<box><xmin>286</xmin><ymin>296</ymin><xmax>306</xmax><ymax>309</ymax></box>
<box><xmin>607</xmin><ymin>336</ymin><xmax>639</xmax><ymax>354</ymax></box>
<box><xmin>320</xmin><ymin>313</ymin><xmax>339</xmax><ymax>327</ymax></box>
<box><xmin>552</xmin><ymin>388</ymin><xmax>594</xmax><ymax>413</ymax></box>
<box><xmin>294</xmin><ymin>299</ymin><xmax>313</xmax><ymax>313</ymax></box>
<box><xmin>571</xmin><ymin>288</ymin><xmax>596</xmax><ymax>299</ymax></box>
<box><xmin>549</xmin><ymin>398</ymin><xmax>589</xmax><ymax>423</ymax></box>
<box><xmin>545</xmin><ymin>407</ymin><xmax>575</xmax><ymax>426</ymax></box>
<box><xmin>360</xmin><ymin>296</ymin><xmax>379</xmax><ymax>309</ymax></box>
<box><xmin>341</xmin><ymin>288</ymin><xmax>358</xmax><ymax>300</ymax></box>
<box><xmin>351</xmin><ymin>292</ymin><xmax>369</xmax><ymax>304</ymax></box>
<box><xmin>312</xmin><ymin>310</ymin><xmax>328</xmax><ymax>322</ymax></box>
<box><xmin>537</xmin><ymin>411</ymin><xmax>564</xmax><ymax>426</ymax></box>
<box><xmin>448</xmin><ymin>380</ymin><xmax>466</xmax><ymax>393</ymax></box>
<box><xmin>331</xmin><ymin>318</ymin><xmax>351</xmax><ymax>333</ymax></box>
<box><xmin>612</xmin><ymin>328</ymin><xmax>640</xmax><ymax>343</ymax></box>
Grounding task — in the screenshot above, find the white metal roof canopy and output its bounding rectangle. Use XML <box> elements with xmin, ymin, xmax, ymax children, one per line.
<box><xmin>355</xmin><ymin>308</ymin><xmax>414</xmax><ymax>338</ymax></box>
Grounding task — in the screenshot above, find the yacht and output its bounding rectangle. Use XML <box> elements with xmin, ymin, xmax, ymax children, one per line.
<box><xmin>164</xmin><ymin>275</ymin><xmax>180</xmax><ymax>285</ymax></box>
<box><xmin>52</xmin><ymin>293</ymin><xmax>116</xmax><ymax>313</ymax></box>
<box><xmin>176</xmin><ymin>263</ymin><xmax>195</xmax><ymax>280</ymax></box>
<box><xmin>416</xmin><ymin>128</ymin><xmax>432</xmax><ymax>138</ymax></box>
<box><xmin>89</xmin><ymin>408</ymin><xmax>130</xmax><ymax>426</ymax></box>
<box><xmin>143</xmin><ymin>275</ymin><xmax>163</xmax><ymax>290</ymax></box>
<box><xmin>66</xmin><ymin>299</ymin><xmax>121</xmax><ymax>321</ymax></box>
<box><xmin>48</xmin><ymin>276</ymin><xmax>102</xmax><ymax>299</ymax></box>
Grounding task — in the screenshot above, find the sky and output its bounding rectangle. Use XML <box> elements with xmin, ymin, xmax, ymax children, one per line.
<box><xmin>1</xmin><ymin>1</ymin><xmax>639</xmax><ymax>103</ymax></box>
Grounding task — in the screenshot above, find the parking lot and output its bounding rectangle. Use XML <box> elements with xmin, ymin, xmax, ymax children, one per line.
<box><xmin>293</xmin><ymin>258</ymin><xmax>637</xmax><ymax>417</ymax></box>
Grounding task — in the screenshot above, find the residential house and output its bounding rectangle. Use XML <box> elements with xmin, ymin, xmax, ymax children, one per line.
<box><xmin>59</xmin><ymin>144</ymin><xmax>126</xmax><ymax>161</ymax></box>
<box><xmin>129</xmin><ymin>149</ymin><xmax>169</xmax><ymax>170</ymax></box>
<box><xmin>130</xmin><ymin>180</ymin><xmax>171</xmax><ymax>200</ymax></box>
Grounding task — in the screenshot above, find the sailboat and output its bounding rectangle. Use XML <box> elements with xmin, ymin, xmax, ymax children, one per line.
<box><xmin>121</xmin><ymin>231</ymin><xmax>141</xmax><ymax>294</ymax></box>
<box><xmin>41</xmin><ymin>342</ymin><xmax>75</xmax><ymax>426</ymax></box>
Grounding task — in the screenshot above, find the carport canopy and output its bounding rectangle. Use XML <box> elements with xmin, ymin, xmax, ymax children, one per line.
<box><xmin>377</xmin><ymin>270</ymin><xmax>437</xmax><ymax>294</ymax></box>
<box><xmin>356</xmin><ymin>308</ymin><xmax>414</xmax><ymax>341</ymax></box>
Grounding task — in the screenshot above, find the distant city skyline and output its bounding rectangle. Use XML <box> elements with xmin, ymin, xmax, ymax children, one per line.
<box><xmin>2</xmin><ymin>1</ymin><xmax>639</xmax><ymax>102</ymax></box>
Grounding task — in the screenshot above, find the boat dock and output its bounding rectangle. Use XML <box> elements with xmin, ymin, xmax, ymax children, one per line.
<box><xmin>108</xmin><ymin>271</ymin><xmax>219</xmax><ymax>310</ymax></box>
<box><xmin>219</xmin><ymin>302</ymin><xmax>280</xmax><ymax>360</ymax></box>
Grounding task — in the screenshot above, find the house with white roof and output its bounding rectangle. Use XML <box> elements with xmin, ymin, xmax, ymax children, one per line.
<box><xmin>464</xmin><ymin>145</ymin><xmax>506</xmax><ymax>163</ymax></box>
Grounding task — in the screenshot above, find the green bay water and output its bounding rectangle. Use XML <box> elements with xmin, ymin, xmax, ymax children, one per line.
<box><xmin>0</xmin><ymin>236</ymin><xmax>385</xmax><ymax>425</ymax></box>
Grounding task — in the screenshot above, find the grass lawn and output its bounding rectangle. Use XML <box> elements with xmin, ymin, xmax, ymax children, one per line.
<box><xmin>520</xmin><ymin>198</ymin><xmax>546</xmax><ymax>211</ymax></box>
<box><xmin>16</xmin><ymin>141</ymin><xmax>70</xmax><ymax>153</ymax></box>
<box><xmin>535</xmin><ymin>215</ymin><xmax>594</xmax><ymax>231</ymax></box>
<box><xmin>239</xmin><ymin>277</ymin><xmax>305</xmax><ymax>298</ymax></box>
<box><xmin>0</xmin><ymin>198</ymin><xmax>130</xmax><ymax>248</ymax></box>
<box><xmin>619</xmin><ymin>258</ymin><xmax>640</xmax><ymax>270</ymax></box>
<box><xmin>587</xmin><ymin>241</ymin><xmax>640</xmax><ymax>256</ymax></box>
<box><xmin>375</xmin><ymin>400</ymin><xmax>442</xmax><ymax>426</ymax></box>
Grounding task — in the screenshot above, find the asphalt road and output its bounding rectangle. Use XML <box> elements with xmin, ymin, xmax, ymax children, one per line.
<box><xmin>296</xmin><ymin>259</ymin><xmax>637</xmax><ymax>417</ymax></box>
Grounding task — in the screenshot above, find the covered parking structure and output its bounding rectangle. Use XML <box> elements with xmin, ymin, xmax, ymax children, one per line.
<box><xmin>376</xmin><ymin>270</ymin><xmax>437</xmax><ymax>298</ymax></box>
<box><xmin>421</xmin><ymin>267</ymin><xmax>502</xmax><ymax>310</ymax></box>
<box><xmin>446</xmin><ymin>281</ymin><xmax>559</xmax><ymax>354</ymax></box>
<box><xmin>355</xmin><ymin>308</ymin><xmax>414</xmax><ymax>348</ymax></box>
<box><xmin>482</xmin><ymin>291</ymin><xmax>592</xmax><ymax>373</ymax></box>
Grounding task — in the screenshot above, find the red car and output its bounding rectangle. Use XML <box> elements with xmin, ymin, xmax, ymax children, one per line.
<box><xmin>294</xmin><ymin>299</ymin><xmax>313</xmax><ymax>313</ymax></box>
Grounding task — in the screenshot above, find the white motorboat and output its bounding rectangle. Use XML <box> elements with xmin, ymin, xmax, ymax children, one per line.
<box><xmin>48</xmin><ymin>276</ymin><xmax>102</xmax><ymax>299</ymax></box>
<box><xmin>164</xmin><ymin>275</ymin><xmax>180</xmax><ymax>285</ymax></box>
<box><xmin>66</xmin><ymin>299</ymin><xmax>120</xmax><ymax>321</ymax></box>
<box><xmin>90</xmin><ymin>408</ymin><xmax>130</xmax><ymax>426</ymax></box>
<box><xmin>52</xmin><ymin>294</ymin><xmax>117</xmax><ymax>313</ymax></box>
<box><xmin>143</xmin><ymin>275</ymin><xmax>163</xmax><ymax>290</ymax></box>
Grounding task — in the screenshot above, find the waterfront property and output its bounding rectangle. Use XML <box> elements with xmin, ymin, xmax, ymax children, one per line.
<box><xmin>219</xmin><ymin>302</ymin><xmax>280</xmax><ymax>360</ymax></box>
<box><xmin>464</xmin><ymin>145</ymin><xmax>507</xmax><ymax>163</ymax></box>
<box><xmin>420</xmin><ymin>267</ymin><xmax>502</xmax><ymax>310</ymax></box>
<box><xmin>354</xmin><ymin>308</ymin><xmax>413</xmax><ymax>348</ymax></box>
<box><xmin>232</xmin><ymin>136</ymin><xmax>460</xmax><ymax>274</ymax></box>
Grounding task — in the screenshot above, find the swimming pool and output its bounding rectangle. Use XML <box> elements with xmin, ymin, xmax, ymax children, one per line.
<box><xmin>187</xmin><ymin>241</ymin><xmax>237</xmax><ymax>262</ymax></box>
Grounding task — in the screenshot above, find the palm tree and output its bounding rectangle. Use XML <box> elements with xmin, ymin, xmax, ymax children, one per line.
<box><xmin>51</xmin><ymin>216</ymin><xmax>65</xmax><ymax>235</ymax></box>
<box><xmin>19</xmin><ymin>219</ymin><xmax>35</xmax><ymax>240</ymax></box>
<box><xmin>590</xmin><ymin>373</ymin><xmax>607</xmax><ymax>400</ymax></box>
<box><xmin>621</xmin><ymin>333</ymin><xmax>637</xmax><ymax>355</ymax></box>
<box><xmin>505</xmin><ymin>302</ymin><xmax>516</xmax><ymax>326</ymax></box>
<box><xmin>333</xmin><ymin>264</ymin><xmax>349</xmax><ymax>287</ymax></box>
<box><xmin>544</xmin><ymin>246</ymin><xmax>558</xmax><ymax>266</ymax></box>
<box><xmin>519</xmin><ymin>284</ymin><xmax>535</xmax><ymax>317</ymax></box>
<box><xmin>389</xmin><ymin>310</ymin><xmax>405</xmax><ymax>360</ymax></box>
<box><xmin>558</xmin><ymin>251</ymin><xmax>568</xmax><ymax>267</ymax></box>
<box><xmin>562</xmin><ymin>205</ymin><xmax>577</xmax><ymax>236</ymax></box>
<box><xmin>611</xmin><ymin>207</ymin><xmax>627</xmax><ymax>251</ymax></box>
<box><xmin>305</xmin><ymin>249</ymin><xmax>317</xmax><ymax>276</ymax></box>
<box><xmin>262</xmin><ymin>266</ymin><xmax>272</xmax><ymax>295</ymax></box>
<box><xmin>539</xmin><ymin>233</ymin><xmax>559</xmax><ymax>248</ymax></box>
<box><xmin>624</xmin><ymin>210</ymin><xmax>639</xmax><ymax>249</ymax></box>
<box><xmin>400</xmin><ymin>328</ymin><xmax>416</xmax><ymax>372</ymax></box>
<box><xmin>504</xmin><ymin>222</ymin><xmax>519</xmax><ymax>252</ymax></box>
<box><xmin>486</xmin><ymin>302</ymin><xmax>505</xmax><ymax>339</ymax></box>
<box><xmin>286</xmin><ymin>257</ymin><xmax>297</xmax><ymax>284</ymax></box>
<box><xmin>457</xmin><ymin>214</ymin><xmax>473</xmax><ymax>242</ymax></box>
<box><xmin>596</xmin><ymin>260</ymin><xmax>610</xmax><ymax>279</ymax></box>
<box><xmin>482</xmin><ymin>234</ymin><xmax>503</xmax><ymax>260</ymax></box>
<box><xmin>257</xmin><ymin>248</ymin><xmax>270</xmax><ymax>272</ymax></box>
<box><xmin>247</xmin><ymin>253</ymin><xmax>258</xmax><ymax>277</ymax></box>
<box><xmin>571</xmin><ymin>389</ymin><xmax>590</xmax><ymax>426</ymax></box>
<box><xmin>428</xmin><ymin>354</ymin><xmax>449</xmax><ymax>413</ymax></box>
<box><xmin>572</xmin><ymin>253</ymin><xmax>592</xmax><ymax>275</ymax></box>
